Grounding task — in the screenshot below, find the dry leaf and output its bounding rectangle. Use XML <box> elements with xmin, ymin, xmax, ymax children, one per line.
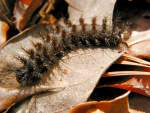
<box><xmin>126</xmin><ymin>29</ymin><xmax>150</xmax><ymax>58</ymax></box>
<box><xmin>0</xmin><ymin>21</ymin><xmax>9</xmax><ymax>45</ymax></box>
<box><xmin>70</xmin><ymin>91</ymin><xmax>144</xmax><ymax>113</ymax></box>
<box><xmin>66</xmin><ymin>0</ymin><xmax>116</xmax><ymax>25</ymax></box>
<box><xmin>0</xmin><ymin>85</ymin><xmax>64</xmax><ymax>112</ymax></box>
<box><xmin>14</xmin><ymin>0</ymin><xmax>44</xmax><ymax>30</ymax></box>
<box><xmin>128</xmin><ymin>39</ymin><xmax>150</xmax><ymax>59</ymax></box>
<box><xmin>20</xmin><ymin>0</ymin><xmax>32</xmax><ymax>5</ymax></box>
<box><xmin>102</xmin><ymin>57</ymin><xmax>150</xmax><ymax>96</ymax></box>
<box><xmin>0</xmin><ymin>23</ymin><xmax>122</xmax><ymax>112</ymax></box>
<box><xmin>112</xmin><ymin>76</ymin><xmax>150</xmax><ymax>96</ymax></box>
<box><xmin>0</xmin><ymin>1</ymin><xmax>149</xmax><ymax>112</ymax></box>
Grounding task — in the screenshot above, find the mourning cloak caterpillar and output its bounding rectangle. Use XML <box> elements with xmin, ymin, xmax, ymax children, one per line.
<box><xmin>11</xmin><ymin>17</ymin><xmax>127</xmax><ymax>87</ymax></box>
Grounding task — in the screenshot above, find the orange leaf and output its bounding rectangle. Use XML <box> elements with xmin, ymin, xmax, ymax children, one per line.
<box><xmin>20</xmin><ymin>0</ymin><xmax>32</xmax><ymax>5</ymax></box>
<box><xmin>0</xmin><ymin>21</ymin><xmax>9</xmax><ymax>45</ymax></box>
<box><xmin>70</xmin><ymin>91</ymin><xmax>143</xmax><ymax>113</ymax></box>
<box><xmin>112</xmin><ymin>76</ymin><xmax>150</xmax><ymax>96</ymax></box>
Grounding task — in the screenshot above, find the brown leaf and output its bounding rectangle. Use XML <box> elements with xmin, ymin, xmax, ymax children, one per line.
<box><xmin>0</xmin><ymin>21</ymin><xmax>9</xmax><ymax>45</ymax></box>
<box><xmin>0</xmin><ymin>85</ymin><xmax>63</xmax><ymax>112</ymax></box>
<box><xmin>14</xmin><ymin>0</ymin><xmax>44</xmax><ymax>30</ymax></box>
<box><xmin>112</xmin><ymin>76</ymin><xmax>150</xmax><ymax>96</ymax></box>
<box><xmin>66</xmin><ymin>0</ymin><xmax>116</xmax><ymax>25</ymax></box>
<box><xmin>0</xmin><ymin>24</ymin><xmax>122</xmax><ymax>112</ymax></box>
<box><xmin>70</xmin><ymin>91</ymin><xmax>144</xmax><ymax>113</ymax></box>
<box><xmin>128</xmin><ymin>40</ymin><xmax>150</xmax><ymax>59</ymax></box>
<box><xmin>10</xmin><ymin>49</ymin><xmax>122</xmax><ymax>113</ymax></box>
<box><xmin>127</xmin><ymin>30</ymin><xmax>150</xmax><ymax>59</ymax></box>
<box><xmin>20</xmin><ymin>0</ymin><xmax>32</xmax><ymax>5</ymax></box>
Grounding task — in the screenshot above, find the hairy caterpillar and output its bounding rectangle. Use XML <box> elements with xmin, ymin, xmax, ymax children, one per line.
<box><xmin>2</xmin><ymin>17</ymin><xmax>127</xmax><ymax>87</ymax></box>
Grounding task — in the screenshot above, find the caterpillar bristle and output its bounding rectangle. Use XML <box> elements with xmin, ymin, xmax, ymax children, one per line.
<box><xmin>56</xmin><ymin>25</ymin><xmax>60</xmax><ymax>33</ymax></box>
<box><xmin>66</xmin><ymin>20</ymin><xmax>72</xmax><ymax>27</ymax></box>
<box><xmin>102</xmin><ymin>17</ymin><xmax>109</xmax><ymax>32</ymax></box>
<box><xmin>34</xmin><ymin>42</ymin><xmax>43</xmax><ymax>50</ymax></box>
<box><xmin>79</xmin><ymin>18</ymin><xmax>86</xmax><ymax>31</ymax></box>
<box><xmin>79</xmin><ymin>18</ymin><xmax>84</xmax><ymax>25</ymax></box>
<box><xmin>45</xmin><ymin>34</ymin><xmax>51</xmax><ymax>42</ymax></box>
<box><xmin>52</xmin><ymin>38</ymin><xmax>58</xmax><ymax>50</ymax></box>
<box><xmin>61</xmin><ymin>30</ymin><xmax>66</xmax><ymax>38</ymax></box>
<box><xmin>71</xmin><ymin>24</ymin><xmax>76</xmax><ymax>32</ymax></box>
<box><xmin>15</xmin><ymin>56</ymin><xmax>27</xmax><ymax>64</ymax></box>
<box><xmin>30</xmin><ymin>40</ymin><xmax>37</xmax><ymax>48</ymax></box>
<box><xmin>21</xmin><ymin>47</ymin><xmax>35</xmax><ymax>59</ymax></box>
<box><xmin>15</xmin><ymin>43</ymin><xmax>52</xmax><ymax>86</ymax></box>
<box><xmin>92</xmin><ymin>17</ymin><xmax>97</xmax><ymax>31</ymax></box>
<box><xmin>6</xmin><ymin>17</ymin><xmax>127</xmax><ymax>87</ymax></box>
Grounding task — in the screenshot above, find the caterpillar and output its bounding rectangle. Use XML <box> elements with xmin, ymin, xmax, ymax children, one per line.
<box><xmin>1</xmin><ymin>17</ymin><xmax>128</xmax><ymax>87</ymax></box>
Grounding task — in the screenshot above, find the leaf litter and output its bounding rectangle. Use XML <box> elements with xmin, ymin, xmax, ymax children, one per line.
<box><xmin>0</xmin><ymin>0</ymin><xmax>149</xmax><ymax>113</ymax></box>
